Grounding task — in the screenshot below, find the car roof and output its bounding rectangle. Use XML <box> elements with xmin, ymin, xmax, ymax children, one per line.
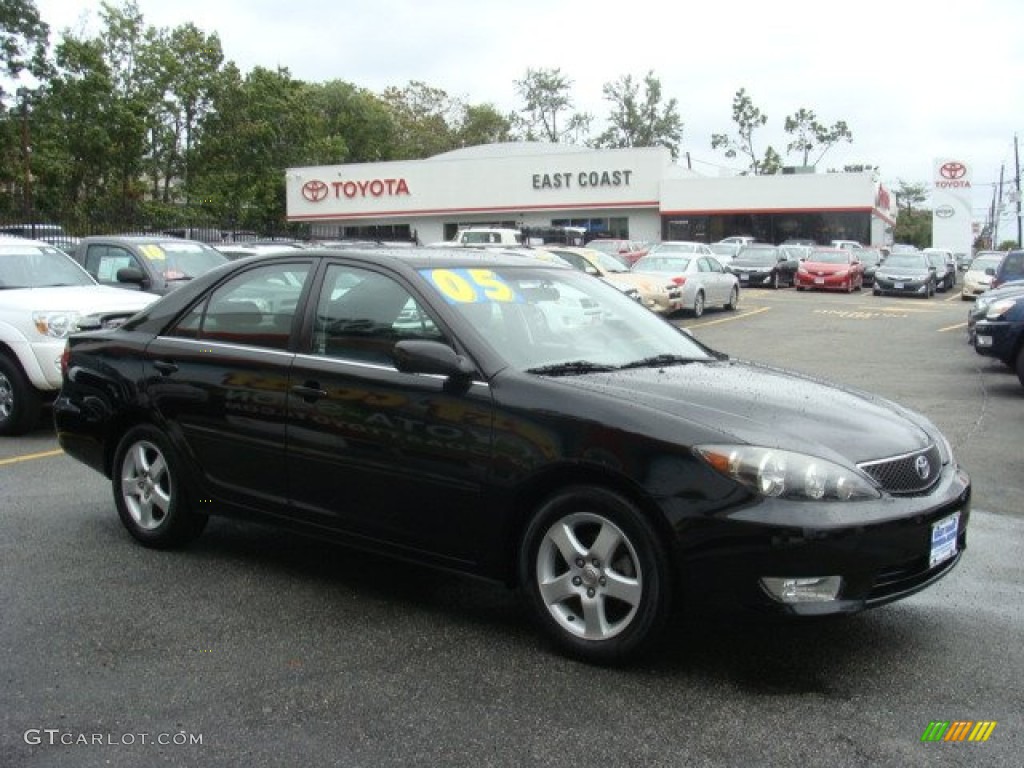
<box><xmin>79</xmin><ymin>234</ymin><xmax>211</xmax><ymax>244</ymax></box>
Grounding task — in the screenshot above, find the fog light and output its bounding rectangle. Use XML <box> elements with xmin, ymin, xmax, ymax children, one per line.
<box><xmin>975</xmin><ymin>335</ymin><xmax>993</xmax><ymax>348</ymax></box>
<box><xmin>761</xmin><ymin>576</ymin><xmax>842</xmax><ymax>603</ymax></box>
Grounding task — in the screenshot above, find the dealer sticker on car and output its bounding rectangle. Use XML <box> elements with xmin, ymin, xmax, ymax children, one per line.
<box><xmin>930</xmin><ymin>511</ymin><xmax>960</xmax><ymax>568</ymax></box>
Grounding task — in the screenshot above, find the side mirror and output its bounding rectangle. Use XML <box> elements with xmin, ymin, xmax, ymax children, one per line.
<box><xmin>116</xmin><ymin>266</ymin><xmax>147</xmax><ymax>287</ymax></box>
<box><xmin>985</xmin><ymin>267</ymin><xmax>996</xmax><ymax>276</ymax></box>
<box><xmin>393</xmin><ymin>340</ymin><xmax>475</xmax><ymax>379</ymax></box>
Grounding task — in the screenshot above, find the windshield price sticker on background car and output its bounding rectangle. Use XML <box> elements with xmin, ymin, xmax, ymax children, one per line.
<box><xmin>421</xmin><ymin>268</ymin><xmax>520</xmax><ymax>304</ymax></box>
<box><xmin>139</xmin><ymin>244</ymin><xmax>166</xmax><ymax>260</ymax></box>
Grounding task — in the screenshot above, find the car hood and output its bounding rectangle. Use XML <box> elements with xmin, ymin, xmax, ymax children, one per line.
<box><xmin>0</xmin><ymin>285</ymin><xmax>158</xmax><ymax>313</ymax></box>
<box><xmin>562</xmin><ymin>360</ymin><xmax>933</xmax><ymax>465</ymax></box>
<box><xmin>876</xmin><ymin>265</ymin><xmax>931</xmax><ymax>277</ymax></box>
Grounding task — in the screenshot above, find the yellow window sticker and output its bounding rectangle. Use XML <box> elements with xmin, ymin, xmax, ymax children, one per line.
<box><xmin>422</xmin><ymin>268</ymin><xmax>519</xmax><ymax>304</ymax></box>
<box><xmin>140</xmin><ymin>244</ymin><xmax>166</xmax><ymax>260</ymax></box>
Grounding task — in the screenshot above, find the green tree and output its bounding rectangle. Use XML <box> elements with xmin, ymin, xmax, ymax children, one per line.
<box><xmin>711</xmin><ymin>88</ymin><xmax>779</xmax><ymax>175</ymax></box>
<box><xmin>379</xmin><ymin>80</ymin><xmax>462</xmax><ymax>159</ymax></box>
<box><xmin>192</xmin><ymin>65</ymin><xmax>332</xmax><ymax>231</ymax></box>
<box><xmin>453</xmin><ymin>103</ymin><xmax>514</xmax><ymax>148</ymax></box>
<box><xmin>306</xmin><ymin>80</ymin><xmax>398</xmax><ymax>163</ymax></box>
<box><xmin>592</xmin><ymin>71</ymin><xmax>683</xmax><ymax>159</ymax></box>
<box><xmin>893</xmin><ymin>180</ymin><xmax>929</xmax><ymax>213</ymax></box>
<box><xmin>1</xmin><ymin>0</ymin><xmax>49</xmax><ymax>103</ymax></box>
<box><xmin>783</xmin><ymin>108</ymin><xmax>853</xmax><ymax>167</ymax></box>
<box><xmin>514</xmin><ymin>67</ymin><xmax>591</xmax><ymax>144</ymax></box>
<box><xmin>892</xmin><ymin>207</ymin><xmax>931</xmax><ymax>248</ymax></box>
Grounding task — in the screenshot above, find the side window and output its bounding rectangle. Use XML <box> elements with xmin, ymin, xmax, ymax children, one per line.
<box><xmin>167</xmin><ymin>262</ymin><xmax>310</xmax><ymax>349</ymax></box>
<box><xmin>313</xmin><ymin>265</ymin><xmax>446</xmax><ymax>365</ymax></box>
<box><xmin>697</xmin><ymin>258</ymin><xmax>711</xmax><ymax>273</ymax></box>
<box><xmin>85</xmin><ymin>246</ymin><xmax>140</xmax><ymax>283</ymax></box>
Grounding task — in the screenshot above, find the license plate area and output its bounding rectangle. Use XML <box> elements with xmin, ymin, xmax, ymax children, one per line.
<box><xmin>929</xmin><ymin>510</ymin><xmax>960</xmax><ymax>568</ymax></box>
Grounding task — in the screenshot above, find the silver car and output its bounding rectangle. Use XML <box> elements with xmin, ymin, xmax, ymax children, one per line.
<box><xmin>631</xmin><ymin>253</ymin><xmax>740</xmax><ymax>317</ymax></box>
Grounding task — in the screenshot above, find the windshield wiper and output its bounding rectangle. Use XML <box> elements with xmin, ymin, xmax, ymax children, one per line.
<box><xmin>526</xmin><ymin>360</ymin><xmax>619</xmax><ymax>376</ymax></box>
<box><xmin>618</xmin><ymin>354</ymin><xmax>705</xmax><ymax>370</ymax></box>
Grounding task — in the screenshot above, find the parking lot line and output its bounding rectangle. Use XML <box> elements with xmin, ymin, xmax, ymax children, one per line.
<box><xmin>938</xmin><ymin>322</ymin><xmax>968</xmax><ymax>333</ymax></box>
<box><xmin>0</xmin><ymin>448</ymin><xmax>64</xmax><ymax>467</ymax></box>
<box><xmin>688</xmin><ymin>306</ymin><xmax>770</xmax><ymax>328</ymax></box>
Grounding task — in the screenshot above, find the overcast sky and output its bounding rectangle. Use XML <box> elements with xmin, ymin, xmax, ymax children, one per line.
<box><xmin>33</xmin><ymin>0</ymin><xmax>1024</xmax><ymax>229</ymax></box>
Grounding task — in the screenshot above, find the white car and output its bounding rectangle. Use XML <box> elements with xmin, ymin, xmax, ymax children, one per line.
<box><xmin>961</xmin><ymin>251</ymin><xmax>1005</xmax><ymax>300</ymax></box>
<box><xmin>0</xmin><ymin>237</ymin><xmax>158</xmax><ymax>434</ymax></box>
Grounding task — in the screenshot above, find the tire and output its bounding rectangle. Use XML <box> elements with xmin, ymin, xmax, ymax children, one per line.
<box><xmin>111</xmin><ymin>424</ymin><xmax>207</xmax><ymax>549</ymax></box>
<box><xmin>519</xmin><ymin>486</ymin><xmax>672</xmax><ymax>665</ymax></box>
<box><xmin>1016</xmin><ymin>346</ymin><xmax>1024</xmax><ymax>389</ymax></box>
<box><xmin>726</xmin><ymin>285</ymin><xmax>740</xmax><ymax>311</ymax></box>
<box><xmin>0</xmin><ymin>355</ymin><xmax>41</xmax><ymax>436</ymax></box>
<box><xmin>691</xmin><ymin>291</ymin><xmax>705</xmax><ymax>318</ymax></box>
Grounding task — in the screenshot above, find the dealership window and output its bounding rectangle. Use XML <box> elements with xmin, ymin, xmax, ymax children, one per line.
<box><xmin>443</xmin><ymin>220</ymin><xmax>519</xmax><ymax>241</ymax></box>
<box><xmin>662</xmin><ymin>212</ymin><xmax>872</xmax><ymax>246</ymax></box>
<box><xmin>551</xmin><ymin>217</ymin><xmax>630</xmax><ymax>240</ymax></box>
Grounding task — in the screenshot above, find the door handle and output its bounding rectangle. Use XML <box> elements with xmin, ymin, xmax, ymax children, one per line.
<box><xmin>153</xmin><ymin>360</ymin><xmax>178</xmax><ymax>375</ymax></box>
<box><xmin>291</xmin><ymin>383</ymin><xmax>328</xmax><ymax>402</ymax></box>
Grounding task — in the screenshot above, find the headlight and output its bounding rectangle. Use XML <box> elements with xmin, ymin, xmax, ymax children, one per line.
<box><xmin>695</xmin><ymin>445</ymin><xmax>880</xmax><ymax>501</ymax></box>
<box><xmin>32</xmin><ymin>311</ymin><xmax>82</xmax><ymax>338</ymax></box>
<box><xmin>834</xmin><ymin>270</ymin><xmax>848</xmax><ymax>278</ymax></box>
<box><xmin>986</xmin><ymin>298</ymin><xmax>1019</xmax><ymax>319</ymax></box>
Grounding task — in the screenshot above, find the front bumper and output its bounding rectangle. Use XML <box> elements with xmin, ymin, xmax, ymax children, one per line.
<box><xmin>732</xmin><ymin>269</ymin><xmax>774</xmax><ymax>287</ymax></box>
<box><xmin>796</xmin><ymin>272</ymin><xmax>851</xmax><ymax>290</ymax></box>
<box><xmin>674</xmin><ymin>462</ymin><xmax>971</xmax><ymax>615</ymax></box>
<box><xmin>873</xmin><ymin>276</ymin><xmax>930</xmax><ymax>295</ymax></box>
<box><xmin>972</xmin><ymin>319</ymin><xmax>1020</xmax><ymax>363</ymax></box>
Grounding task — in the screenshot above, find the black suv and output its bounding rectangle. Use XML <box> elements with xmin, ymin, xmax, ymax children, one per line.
<box><xmin>74</xmin><ymin>235</ymin><xmax>227</xmax><ymax>295</ymax></box>
<box><xmin>969</xmin><ymin>280</ymin><xmax>1024</xmax><ymax>387</ymax></box>
<box><xmin>991</xmin><ymin>250</ymin><xmax>1024</xmax><ymax>289</ymax></box>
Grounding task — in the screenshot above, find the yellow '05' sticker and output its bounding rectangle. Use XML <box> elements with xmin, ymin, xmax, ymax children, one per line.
<box><xmin>139</xmin><ymin>244</ymin><xmax>166</xmax><ymax>260</ymax></box>
<box><xmin>421</xmin><ymin>268</ymin><xmax>520</xmax><ymax>304</ymax></box>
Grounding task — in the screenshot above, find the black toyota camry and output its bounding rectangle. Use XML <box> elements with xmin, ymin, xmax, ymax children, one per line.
<box><xmin>54</xmin><ymin>247</ymin><xmax>970</xmax><ymax>664</ymax></box>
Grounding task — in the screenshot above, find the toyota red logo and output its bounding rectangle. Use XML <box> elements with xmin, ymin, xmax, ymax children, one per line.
<box><xmin>302</xmin><ymin>180</ymin><xmax>329</xmax><ymax>202</ymax></box>
<box><xmin>939</xmin><ymin>162</ymin><xmax>967</xmax><ymax>180</ymax></box>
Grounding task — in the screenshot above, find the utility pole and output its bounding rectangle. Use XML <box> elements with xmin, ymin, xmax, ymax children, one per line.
<box><xmin>994</xmin><ymin>165</ymin><xmax>1005</xmax><ymax>248</ymax></box>
<box><xmin>1016</xmin><ymin>133</ymin><xmax>1022</xmax><ymax>248</ymax></box>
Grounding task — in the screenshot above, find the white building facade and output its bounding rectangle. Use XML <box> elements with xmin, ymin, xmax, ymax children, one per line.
<box><xmin>285</xmin><ymin>143</ymin><xmax>896</xmax><ymax>247</ymax></box>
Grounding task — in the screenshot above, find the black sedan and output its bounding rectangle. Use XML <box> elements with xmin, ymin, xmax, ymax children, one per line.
<box><xmin>727</xmin><ymin>244</ymin><xmax>798</xmax><ymax>288</ymax></box>
<box><xmin>55</xmin><ymin>248</ymin><xmax>970</xmax><ymax>664</ymax></box>
<box><xmin>872</xmin><ymin>252</ymin><xmax>937</xmax><ymax>298</ymax></box>
<box><xmin>968</xmin><ymin>281</ymin><xmax>1024</xmax><ymax>384</ymax></box>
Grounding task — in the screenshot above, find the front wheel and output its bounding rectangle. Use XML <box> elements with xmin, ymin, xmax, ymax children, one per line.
<box><xmin>0</xmin><ymin>355</ymin><xmax>41</xmax><ymax>436</ymax></box>
<box><xmin>519</xmin><ymin>486</ymin><xmax>672</xmax><ymax>665</ymax></box>
<box><xmin>112</xmin><ymin>424</ymin><xmax>207</xmax><ymax>548</ymax></box>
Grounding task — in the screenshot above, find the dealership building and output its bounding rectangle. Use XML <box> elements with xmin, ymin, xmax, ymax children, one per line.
<box><xmin>285</xmin><ymin>143</ymin><xmax>897</xmax><ymax>246</ymax></box>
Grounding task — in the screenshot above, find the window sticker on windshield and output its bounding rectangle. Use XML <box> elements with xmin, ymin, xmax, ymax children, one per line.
<box><xmin>140</xmin><ymin>244</ymin><xmax>166</xmax><ymax>260</ymax></box>
<box><xmin>421</xmin><ymin>268</ymin><xmax>521</xmax><ymax>304</ymax></box>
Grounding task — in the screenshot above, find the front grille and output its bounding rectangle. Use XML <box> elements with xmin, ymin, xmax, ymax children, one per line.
<box><xmin>858</xmin><ymin>444</ymin><xmax>942</xmax><ymax>495</ymax></box>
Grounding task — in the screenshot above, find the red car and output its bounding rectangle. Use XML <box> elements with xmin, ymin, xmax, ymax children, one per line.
<box><xmin>586</xmin><ymin>238</ymin><xmax>648</xmax><ymax>266</ymax></box>
<box><xmin>795</xmin><ymin>248</ymin><xmax>864</xmax><ymax>292</ymax></box>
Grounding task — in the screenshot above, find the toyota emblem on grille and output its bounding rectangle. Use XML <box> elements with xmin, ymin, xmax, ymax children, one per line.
<box><xmin>914</xmin><ymin>455</ymin><xmax>931</xmax><ymax>480</ymax></box>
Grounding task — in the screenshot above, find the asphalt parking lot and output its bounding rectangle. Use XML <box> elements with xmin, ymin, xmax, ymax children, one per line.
<box><xmin>2</xmin><ymin>284</ymin><xmax>1021</xmax><ymax>767</ymax></box>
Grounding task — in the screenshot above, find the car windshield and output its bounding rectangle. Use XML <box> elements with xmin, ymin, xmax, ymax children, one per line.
<box><xmin>808</xmin><ymin>251</ymin><xmax>851</xmax><ymax>264</ymax></box>
<box><xmin>586</xmin><ymin>240</ymin><xmax>628</xmax><ymax>254</ymax></box>
<box><xmin>858</xmin><ymin>250</ymin><xmax>883</xmax><ymax>264</ymax></box>
<box><xmin>632</xmin><ymin>256</ymin><xmax>691</xmax><ymax>273</ymax></box>
<box><xmin>709</xmin><ymin>244</ymin><xmax>736</xmax><ymax>255</ymax></box>
<box><xmin>136</xmin><ymin>241</ymin><xmax>228</xmax><ymax>280</ymax></box>
<box><xmin>970</xmin><ymin>255</ymin><xmax>1002</xmax><ymax>271</ymax></box>
<box><xmin>587</xmin><ymin>249</ymin><xmax>630</xmax><ymax>273</ymax></box>
<box><xmin>736</xmin><ymin>248</ymin><xmax>778</xmax><ymax>264</ymax></box>
<box><xmin>650</xmin><ymin>243</ymin><xmax>699</xmax><ymax>254</ymax></box>
<box><xmin>883</xmin><ymin>254</ymin><xmax>927</xmax><ymax>269</ymax></box>
<box><xmin>925</xmin><ymin>253</ymin><xmax>946</xmax><ymax>266</ymax></box>
<box><xmin>418</xmin><ymin>265</ymin><xmax>715</xmax><ymax>372</ymax></box>
<box><xmin>0</xmin><ymin>244</ymin><xmax>96</xmax><ymax>288</ymax></box>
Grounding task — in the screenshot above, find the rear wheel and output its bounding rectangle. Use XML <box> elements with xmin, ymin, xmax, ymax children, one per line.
<box><xmin>0</xmin><ymin>355</ymin><xmax>41</xmax><ymax>436</ymax></box>
<box><xmin>691</xmin><ymin>291</ymin><xmax>705</xmax><ymax>318</ymax></box>
<box><xmin>519</xmin><ymin>486</ymin><xmax>672</xmax><ymax>665</ymax></box>
<box><xmin>112</xmin><ymin>424</ymin><xmax>207</xmax><ymax>548</ymax></box>
<box><xmin>726</xmin><ymin>285</ymin><xmax>740</xmax><ymax>311</ymax></box>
